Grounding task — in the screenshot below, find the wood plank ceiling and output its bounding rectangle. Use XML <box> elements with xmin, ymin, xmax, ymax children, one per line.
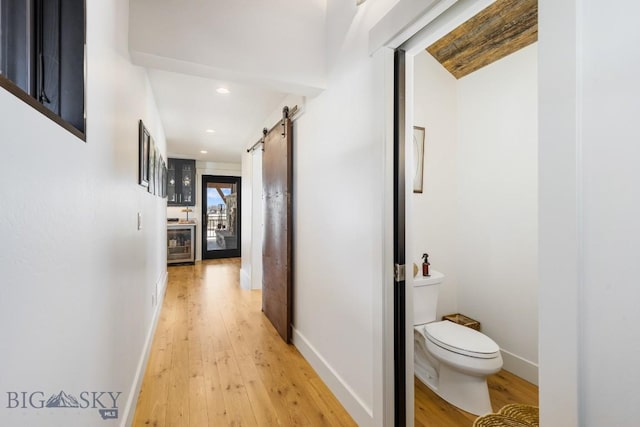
<box><xmin>427</xmin><ymin>0</ymin><xmax>538</xmax><ymax>79</ymax></box>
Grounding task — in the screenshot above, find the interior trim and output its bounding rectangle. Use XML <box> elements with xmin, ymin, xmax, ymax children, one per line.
<box><xmin>0</xmin><ymin>75</ymin><xmax>86</xmax><ymax>141</ymax></box>
<box><xmin>292</xmin><ymin>327</ymin><xmax>373</xmax><ymax>425</ymax></box>
<box><xmin>122</xmin><ymin>270</ymin><xmax>168</xmax><ymax>426</ymax></box>
<box><xmin>393</xmin><ymin>48</ymin><xmax>407</xmax><ymax>427</ymax></box>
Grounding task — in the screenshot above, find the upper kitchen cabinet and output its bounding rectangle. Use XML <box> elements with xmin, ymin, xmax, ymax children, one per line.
<box><xmin>167</xmin><ymin>158</ymin><xmax>196</xmax><ymax>206</ymax></box>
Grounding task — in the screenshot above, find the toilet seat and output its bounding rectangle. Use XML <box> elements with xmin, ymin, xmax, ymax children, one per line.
<box><xmin>423</xmin><ymin>321</ymin><xmax>500</xmax><ymax>359</ymax></box>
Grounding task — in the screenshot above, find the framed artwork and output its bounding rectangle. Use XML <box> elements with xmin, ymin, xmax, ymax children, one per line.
<box><xmin>157</xmin><ymin>154</ymin><xmax>163</xmax><ymax>197</ymax></box>
<box><xmin>138</xmin><ymin>120</ymin><xmax>166</xmax><ymax>199</ymax></box>
<box><xmin>162</xmin><ymin>160</ymin><xmax>168</xmax><ymax>198</ymax></box>
<box><xmin>158</xmin><ymin>158</ymin><xmax>164</xmax><ymax>198</ymax></box>
<box><xmin>148</xmin><ymin>137</ymin><xmax>156</xmax><ymax>195</ymax></box>
<box><xmin>138</xmin><ymin>121</ymin><xmax>150</xmax><ymax>187</ymax></box>
<box><xmin>155</xmin><ymin>147</ymin><xmax>161</xmax><ymax>196</ymax></box>
<box><xmin>413</xmin><ymin>126</ymin><xmax>425</xmax><ymax>193</ymax></box>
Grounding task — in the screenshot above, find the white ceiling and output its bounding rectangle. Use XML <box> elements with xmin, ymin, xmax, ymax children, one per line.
<box><xmin>129</xmin><ymin>0</ymin><xmax>328</xmax><ymax>163</ymax></box>
<box><xmin>147</xmin><ymin>69</ymin><xmax>288</xmax><ymax>163</ymax></box>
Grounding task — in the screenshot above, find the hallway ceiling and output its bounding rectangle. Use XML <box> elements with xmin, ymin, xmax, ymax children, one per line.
<box><xmin>129</xmin><ymin>0</ymin><xmax>327</xmax><ymax>163</ymax></box>
<box><xmin>427</xmin><ymin>0</ymin><xmax>537</xmax><ymax>79</ymax></box>
<box><xmin>146</xmin><ymin>70</ymin><xmax>288</xmax><ymax>163</ymax></box>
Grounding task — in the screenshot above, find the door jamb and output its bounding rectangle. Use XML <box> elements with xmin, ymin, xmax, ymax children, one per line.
<box><xmin>375</xmin><ymin>1</ymin><xmax>497</xmax><ymax>425</ymax></box>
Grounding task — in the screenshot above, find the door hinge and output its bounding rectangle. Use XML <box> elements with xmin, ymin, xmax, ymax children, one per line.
<box><xmin>394</xmin><ymin>264</ymin><xmax>405</xmax><ymax>282</ymax></box>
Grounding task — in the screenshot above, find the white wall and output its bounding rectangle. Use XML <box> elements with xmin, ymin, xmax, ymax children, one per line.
<box><xmin>239</xmin><ymin>147</ymin><xmax>263</xmax><ymax>291</ymax></box>
<box><xmin>580</xmin><ymin>3</ymin><xmax>640</xmax><ymax>424</ymax></box>
<box><xmin>240</xmin><ymin>149</ymin><xmax>263</xmax><ymax>291</ymax></box>
<box><xmin>540</xmin><ymin>1</ymin><xmax>640</xmax><ymax>425</ymax></box>
<box><xmin>289</xmin><ymin>0</ymin><xmax>399</xmax><ymax>424</ymax></box>
<box><xmin>249</xmin><ymin>149</ymin><xmax>263</xmax><ymax>290</ymax></box>
<box><xmin>0</xmin><ymin>1</ymin><xmax>167</xmax><ymax>425</ymax></box>
<box><xmin>456</xmin><ymin>44</ymin><xmax>538</xmax><ymax>383</ymax></box>
<box><xmin>240</xmin><ymin>151</ymin><xmax>255</xmax><ymax>290</ymax></box>
<box><xmin>167</xmin><ymin>161</ymin><xmax>241</xmax><ymax>261</ymax></box>
<box><xmin>411</xmin><ymin>50</ymin><xmax>459</xmax><ymax>320</ymax></box>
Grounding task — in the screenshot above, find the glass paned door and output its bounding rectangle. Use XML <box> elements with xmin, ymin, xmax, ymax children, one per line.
<box><xmin>201</xmin><ymin>175</ymin><xmax>241</xmax><ymax>259</ymax></box>
<box><xmin>167</xmin><ymin>163</ymin><xmax>176</xmax><ymax>203</ymax></box>
<box><xmin>180</xmin><ymin>161</ymin><xmax>195</xmax><ymax>205</ymax></box>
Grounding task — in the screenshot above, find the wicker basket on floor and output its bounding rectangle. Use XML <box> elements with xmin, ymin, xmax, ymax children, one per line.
<box><xmin>473</xmin><ymin>414</ymin><xmax>531</xmax><ymax>427</ymax></box>
<box><xmin>473</xmin><ymin>404</ymin><xmax>539</xmax><ymax>427</ymax></box>
<box><xmin>442</xmin><ymin>313</ymin><xmax>481</xmax><ymax>331</ymax></box>
<box><xmin>499</xmin><ymin>404</ymin><xmax>539</xmax><ymax>425</ymax></box>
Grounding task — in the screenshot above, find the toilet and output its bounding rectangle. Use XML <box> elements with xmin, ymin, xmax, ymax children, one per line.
<box><xmin>413</xmin><ymin>270</ymin><xmax>503</xmax><ymax>416</ymax></box>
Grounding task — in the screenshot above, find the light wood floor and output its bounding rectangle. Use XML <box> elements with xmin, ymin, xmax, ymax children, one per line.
<box><xmin>132</xmin><ymin>258</ymin><xmax>357</xmax><ymax>426</ymax></box>
<box><xmin>415</xmin><ymin>369</ymin><xmax>539</xmax><ymax>426</ymax></box>
<box><xmin>133</xmin><ymin>258</ymin><xmax>537</xmax><ymax>426</ymax></box>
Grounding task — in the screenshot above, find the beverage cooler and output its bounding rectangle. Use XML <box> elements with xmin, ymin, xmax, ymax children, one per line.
<box><xmin>167</xmin><ymin>223</ymin><xmax>196</xmax><ymax>264</ymax></box>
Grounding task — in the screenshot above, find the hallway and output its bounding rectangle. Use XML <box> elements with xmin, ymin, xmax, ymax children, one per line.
<box><xmin>133</xmin><ymin>259</ymin><xmax>356</xmax><ymax>426</ymax></box>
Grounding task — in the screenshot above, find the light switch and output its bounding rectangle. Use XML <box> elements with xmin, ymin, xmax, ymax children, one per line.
<box><xmin>138</xmin><ymin>212</ymin><xmax>142</xmax><ymax>230</ymax></box>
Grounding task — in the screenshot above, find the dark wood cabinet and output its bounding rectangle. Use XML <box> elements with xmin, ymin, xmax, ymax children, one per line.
<box><xmin>167</xmin><ymin>158</ymin><xmax>196</xmax><ymax>206</ymax></box>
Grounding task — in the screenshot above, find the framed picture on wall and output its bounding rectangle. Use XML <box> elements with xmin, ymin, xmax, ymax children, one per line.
<box><xmin>157</xmin><ymin>152</ymin><xmax>163</xmax><ymax>197</ymax></box>
<box><xmin>413</xmin><ymin>126</ymin><xmax>425</xmax><ymax>193</ymax></box>
<box><xmin>155</xmin><ymin>147</ymin><xmax>161</xmax><ymax>196</ymax></box>
<box><xmin>158</xmin><ymin>158</ymin><xmax>164</xmax><ymax>198</ymax></box>
<box><xmin>138</xmin><ymin>121</ymin><xmax>150</xmax><ymax>187</ymax></box>
<box><xmin>148</xmin><ymin>137</ymin><xmax>156</xmax><ymax>195</ymax></box>
<box><xmin>162</xmin><ymin>161</ymin><xmax>168</xmax><ymax>198</ymax></box>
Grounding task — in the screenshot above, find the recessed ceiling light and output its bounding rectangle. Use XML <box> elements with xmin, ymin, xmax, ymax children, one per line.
<box><xmin>205</xmin><ymin>129</ymin><xmax>215</xmax><ymax>133</ymax></box>
<box><xmin>216</xmin><ymin>87</ymin><xmax>230</xmax><ymax>94</ymax></box>
<box><xmin>200</xmin><ymin>150</ymin><xmax>208</xmax><ymax>154</ymax></box>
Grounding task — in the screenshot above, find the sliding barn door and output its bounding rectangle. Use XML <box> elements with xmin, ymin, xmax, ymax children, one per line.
<box><xmin>262</xmin><ymin>107</ymin><xmax>293</xmax><ymax>342</ymax></box>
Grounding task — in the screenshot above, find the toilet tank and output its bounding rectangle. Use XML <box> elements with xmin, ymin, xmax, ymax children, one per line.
<box><xmin>413</xmin><ymin>270</ymin><xmax>444</xmax><ymax>325</ymax></box>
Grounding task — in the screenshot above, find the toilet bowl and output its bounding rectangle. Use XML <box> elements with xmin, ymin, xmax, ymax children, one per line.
<box><xmin>413</xmin><ymin>270</ymin><xmax>503</xmax><ymax>416</ymax></box>
<box><xmin>414</xmin><ymin>321</ymin><xmax>503</xmax><ymax>415</ymax></box>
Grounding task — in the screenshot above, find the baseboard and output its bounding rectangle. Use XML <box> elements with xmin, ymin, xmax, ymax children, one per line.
<box><xmin>292</xmin><ymin>327</ymin><xmax>373</xmax><ymax>426</ymax></box>
<box><xmin>500</xmin><ymin>348</ymin><xmax>538</xmax><ymax>386</ymax></box>
<box><xmin>121</xmin><ymin>271</ymin><xmax>168</xmax><ymax>427</ymax></box>
<box><xmin>240</xmin><ymin>268</ymin><xmax>251</xmax><ymax>290</ymax></box>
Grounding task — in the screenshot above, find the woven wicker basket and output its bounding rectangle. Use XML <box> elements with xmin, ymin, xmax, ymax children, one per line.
<box><xmin>442</xmin><ymin>313</ymin><xmax>481</xmax><ymax>331</ymax></box>
<box><xmin>473</xmin><ymin>414</ymin><xmax>530</xmax><ymax>427</ymax></box>
<box><xmin>499</xmin><ymin>404</ymin><xmax>539</xmax><ymax>425</ymax></box>
<box><xmin>473</xmin><ymin>404</ymin><xmax>539</xmax><ymax>427</ymax></box>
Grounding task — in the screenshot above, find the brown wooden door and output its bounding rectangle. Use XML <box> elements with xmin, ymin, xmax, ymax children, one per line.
<box><xmin>262</xmin><ymin>108</ymin><xmax>293</xmax><ymax>342</ymax></box>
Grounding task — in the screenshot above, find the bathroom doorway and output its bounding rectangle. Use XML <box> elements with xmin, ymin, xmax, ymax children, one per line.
<box><xmin>388</xmin><ymin>0</ymin><xmax>540</xmax><ymax>424</ymax></box>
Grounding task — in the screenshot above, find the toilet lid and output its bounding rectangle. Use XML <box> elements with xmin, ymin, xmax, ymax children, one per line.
<box><xmin>424</xmin><ymin>320</ymin><xmax>500</xmax><ymax>358</ymax></box>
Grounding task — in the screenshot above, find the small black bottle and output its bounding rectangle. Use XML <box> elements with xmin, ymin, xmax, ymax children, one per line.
<box><xmin>422</xmin><ymin>253</ymin><xmax>430</xmax><ymax>276</ymax></box>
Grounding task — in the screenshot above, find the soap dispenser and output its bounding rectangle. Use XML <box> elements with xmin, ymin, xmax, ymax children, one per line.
<box><xmin>422</xmin><ymin>253</ymin><xmax>430</xmax><ymax>276</ymax></box>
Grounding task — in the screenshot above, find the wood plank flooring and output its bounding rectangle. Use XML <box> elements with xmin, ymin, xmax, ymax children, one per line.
<box><xmin>133</xmin><ymin>258</ymin><xmax>537</xmax><ymax>426</ymax></box>
<box><xmin>132</xmin><ymin>259</ymin><xmax>356</xmax><ymax>427</ymax></box>
<box><xmin>415</xmin><ymin>369</ymin><xmax>539</xmax><ymax>427</ymax></box>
